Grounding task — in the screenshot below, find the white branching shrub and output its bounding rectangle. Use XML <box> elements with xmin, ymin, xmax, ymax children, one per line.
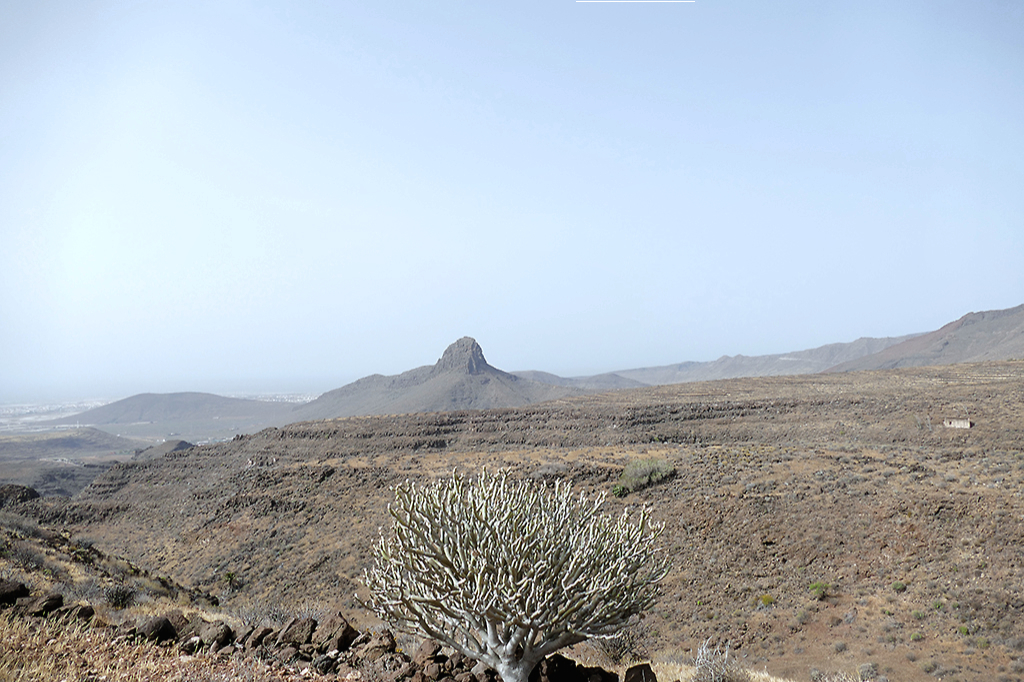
<box><xmin>364</xmin><ymin>470</ymin><xmax>670</xmax><ymax>682</ymax></box>
<box><xmin>692</xmin><ymin>639</ymin><xmax>750</xmax><ymax>682</ymax></box>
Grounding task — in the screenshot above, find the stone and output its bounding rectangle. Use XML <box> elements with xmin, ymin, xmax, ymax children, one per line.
<box><xmin>139</xmin><ymin>615</ymin><xmax>177</xmax><ymax>642</ymax></box>
<box><xmin>198</xmin><ymin>620</ymin><xmax>233</xmax><ymax>650</ymax></box>
<box><xmin>247</xmin><ymin>626</ymin><xmax>275</xmax><ymax>649</ymax></box>
<box><xmin>623</xmin><ymin>664</ymin><xmax>657</xmax><ymax>682</ymax></box>
<box><xmin>579</xmin><ymin>665</ymin><xmax>618</xmax><ymax>682</ymax></box>
<box><xmin>358</xmin><ymin>629</ymin><xmax>397</xmax><ymax>662</ymax></box>
<box><xmin>424</xmin><ymin>662</ymin><xmax>444</xmax><ymax>680</ymax></box>
<box><xmin>413</xmin><ymin>639</ymin><xmax>444</xmax><ymax>666</ymax></box>
<box><xmin>315</xmin><ymin>608</ymin><xmax>359</xmax><ymax>653</ymax></box>
<box><xmin>235</xmin><ymin>625</ymin><xmax>254</xmax><ymax>648</ymax></box>
<box><xmin>181</xmin><ymin>636</ymin><xmax>203</xmax><ymax>655</ymax></box>
<box><xmin>449</xmin><ymin>650</ymin><xmax>468</xmax><ymax>670</ymax></box>
<box><xmin>277</xmin><ymin>616</ymin><xmax>317</xmax><ymax>646</ymax></box>
<box><xmin>165</xmin><ymin>610</ymin><xmax>191</xmax><ymax>637</ymax></box>
<box><xmin>28</xmin><ymin>592</ymin><xmax>64</xmax><ymax>617</ymax></box>
<box><xmin>51</xmin><ymin>603</ymin><xmax>95</xmax><ymax>623</ymax></box>
<box><xmin>0</xmin><ymin>580</ymin><xmax>29</xmax><ymax>606</ymax></box>
<box><xmin>533</xmin><ymin>654</ymin><xmax>581</xmax><ymax>682</ymax></box>
<box><xmin>312</xmin><ymin>654</ymin><xmax>338</xmax><ymax>675</ymax></box>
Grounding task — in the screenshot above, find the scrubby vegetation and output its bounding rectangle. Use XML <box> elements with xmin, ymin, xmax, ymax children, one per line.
<box><xmin>612</xmin><ymin>458</ymin><xmax>676</xmax><ymax>497</ymax></box>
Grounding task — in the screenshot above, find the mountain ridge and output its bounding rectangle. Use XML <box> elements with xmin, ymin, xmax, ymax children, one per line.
<box><xmin>825</xmin><ymin>303</ymin><xmax>1024</xmax><ymax>372</ymax></box>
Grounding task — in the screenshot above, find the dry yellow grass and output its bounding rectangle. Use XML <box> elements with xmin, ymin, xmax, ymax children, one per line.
<box><xmin>0</xmin><ymin>613</ymin><xmax>306</xmax><ymax>682</ymax></box>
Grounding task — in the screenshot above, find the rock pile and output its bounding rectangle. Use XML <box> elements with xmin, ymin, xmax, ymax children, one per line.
<box><xmin>0</xmin><ymin>580</ymin><xmax>646</xmax><ymax>682</ymax></box>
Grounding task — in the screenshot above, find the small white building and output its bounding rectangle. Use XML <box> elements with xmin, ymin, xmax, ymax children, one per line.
<box><xmin>943</xmin><ymin>418</ymin><xmax>972</xmax><ymax>429</ymax></box>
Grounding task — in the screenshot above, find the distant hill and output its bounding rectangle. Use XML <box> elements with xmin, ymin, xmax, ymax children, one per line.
<box><xmin>0</xmin><ymin>428</ymin><xmax>143</xmax><ymax>461</ymax></box>
<box><xmin>46</xmin><ymin>392</ymin><xmax>290</xmax><ymax>426</ymax></box>
<box><xmin>293</xmin><ymin>337</ymin><xmax>578</xmax><ymax>420</ymax></box>
<box><xmin>826</xmin><ymin>303</ymin><xmax>1024</xmax><ymax>373</ymax></box>
<box><xmin>511</xmin><ymin>370</ymin><xmax>647</xmax><ymax>391</ymax></box>
<box><xmin>0</xmin><ymin>427</ymin><xmax>145</xmax><ymax>497</ymax></box>
<box><xmin>522</xmin><ymin>335</ymin><xmax>917</xmax><ymax>388</ymax></box>
<box><xmin>43</xmin><ymin>393</ymin><xmax>295</xmax><ymax>442</ymax></box>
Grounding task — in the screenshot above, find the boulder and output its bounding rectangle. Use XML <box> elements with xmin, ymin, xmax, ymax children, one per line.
<box><xmin>27</xmin><ymin>592</ymin><xmax>64</xmax><ymax>617</ymax></box>
<box><xmin>357</xmin><ymin>629</ymin><xmax>397</xmax><ymax>662</ymax></box>
<box><xmin>623</xmin><ymin>664</ymin><xmax>656</xmax><ymax>682</ymax></box>
<box><xmin>52</xmin><ymin>603</ymin><xmax>95</xmax><ymax>623</ymax></box>
<box><xmin>533</xmin><ymin>654</ymin><xmax>581</xmax><ymax>682</ymax></box>
<box><xmin>246</xmin><ymin>626</ymin><xmax>275</xmax><ymax>649</ymax></box>
<box><xmin>578</xmin><ymin>666</ymin><xmax>617</xmax><ymax>682</ymax></box>
<box><xmin>314</xmin><ymin>607</ymin><xmax>359</xmax><ymax>653</ymax></box>
<box><xmin>413</xmin><ymin>639</ymin><xmax>444</xmax><ymax>667</ymax></box>
<box><xmin>198</xmin><ymin>620</ymin><xmax>234</xmax><ymax>650</ymax></box>
<box><xmin>139</xmin><ymin>615</ymin><xmax>177</xmax><ymax>642</ymax></box>
<box><xmin>0</xmin><ymin>580</ymin><xmax>30</xmax><ymax>606</ymax></box>
<box><xmin>181</xmin><ymin>636</ymin><xmax>203</xmax><ymax>654</ymax></box>
<box><xmin>276</xmin><ymin>616</ymin><xmax>317</xmax><ymax>646</ymax></box>
<box><xmin>164</xmin><ymin>610</ymin><xmax>191</xmax><ymax>636</ymax></box>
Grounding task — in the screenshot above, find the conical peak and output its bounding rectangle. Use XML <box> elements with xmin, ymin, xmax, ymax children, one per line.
<box><xmin>435</xmin><ymin>337</ymin><xmax>490</xmax><ymax>375</ymax></box>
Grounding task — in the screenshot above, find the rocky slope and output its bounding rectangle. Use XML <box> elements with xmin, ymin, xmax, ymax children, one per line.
<box><xmin>827</xmin><ymin>303</ymin><xmax>1024</xmax><ymax>372</ymax></box>
<box><xmin>16</xmin><ymin>360</ymin><xmax>1024</xmax><ymax>682</ymax></box>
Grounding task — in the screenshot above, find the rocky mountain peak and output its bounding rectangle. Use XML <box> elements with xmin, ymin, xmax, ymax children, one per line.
<box><xmin>434</xmin><ymin>337</ymin><xmax>490</xmax><ymax>375</ymax></box>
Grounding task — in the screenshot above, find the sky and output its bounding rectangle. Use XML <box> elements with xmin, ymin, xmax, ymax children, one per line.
<box><xmin>1</xmin><ymin>1</ymin><xmax>1022</xmax><ymax>402</ymax></box>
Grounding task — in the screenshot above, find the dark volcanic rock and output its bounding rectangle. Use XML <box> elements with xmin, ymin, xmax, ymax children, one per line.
<box><xmin>277</xmin><ymin>616</ymin><xmax>317</xmax><ymax>646</ymax></box>
<box><xmin>198</xmin><ymin>620</ymin><xmax>233</xmax><ymax>650</ymax></box>
<box><xmin>314</xmin><ymin>606</ymin><xmax>358</xmax><ymax>652</ymax></box>
<box><xmin>139</xmin><ymin>615</ymin><xmax>177</xmax><ymax>642</ymax></box>
<box><xmin>0</xmin><ymin>580</ymin><xmax>30</xmax><ymax>605</ymax></box>
<box><xmin>246</xmin><ymin>626</ymin><xmax>275</xmax><ymax>649</ymax></box>
<box><xmin>623</xmin><ymin>664</ymin><xmax>656</xmax><ymax>682</ymax></box>
<box><xmin>26</xmin><ymin>592</ymin><xmax>63</xmax><ymax>617</ymax></box>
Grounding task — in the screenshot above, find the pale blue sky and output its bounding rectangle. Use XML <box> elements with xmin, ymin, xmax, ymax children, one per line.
<box><xmin>2</xmin><ymin>1</ymin><xmax>1022</xmax><ymax>402</ymax></box>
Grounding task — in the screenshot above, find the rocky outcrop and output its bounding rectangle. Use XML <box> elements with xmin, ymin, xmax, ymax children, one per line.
<box><xmin>0</xmin><ymin>484</ymin><xmax>40</xmax><ymax>508</ymax></box>
<box><xmin>0</xmin><ymin>581</ymin><xmax>633</xmax><ymax>682</ymax></box>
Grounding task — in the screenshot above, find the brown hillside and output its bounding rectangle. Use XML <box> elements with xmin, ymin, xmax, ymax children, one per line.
<box><xmin>827</xmin><ymin>303</ymin><xmax>1024</xmax><ymax>373</ymax></box>
<box><xmin>18</xmin><ymin>360</ymin><xmax>1024</xmax><ymax>682</ymax></box>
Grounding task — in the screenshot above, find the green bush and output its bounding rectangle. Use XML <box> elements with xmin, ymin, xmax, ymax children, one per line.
<box><xmin>808</xmin><ymin>581</ymin><xmax>830</xmax><ymax>600</ymax></box>
<box><xmin>614</xmin><ymin>458</ymin><xmax>676</xmax><ymax>497</ymax></box>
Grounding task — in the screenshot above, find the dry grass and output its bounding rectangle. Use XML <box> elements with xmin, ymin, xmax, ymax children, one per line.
<box><xmin>0</xmin><ymin>613</ymin><xmax>306</xmax><ymax>682</ymax></box>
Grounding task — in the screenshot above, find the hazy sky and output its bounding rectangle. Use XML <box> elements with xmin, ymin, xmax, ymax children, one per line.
<box><xmin>2</xmin><ymin>1</ymin><xmax>1022</xmax><ymax>402</ymax></box>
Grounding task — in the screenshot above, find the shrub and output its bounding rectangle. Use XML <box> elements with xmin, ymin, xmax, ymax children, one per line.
<box><xmin>364</xmin><ymin>470</ymin><xmax>670</xmax><ymax>682</ymax></box>
<box><xmin>809</xmin><ymin>581</ymin><xmax>830</xmax><ymax>600</ymax></box>
<box><xmin>891</xmin><ymin>581</ymin><xmax>907</xmax><ymax>593</ymax></box>
<box><xmin>103</xmin><ymin>583</ymin><xmax>135</xmax><ymax>610</ymax></box>
<box><xmin>692</xmin><ymin>639</ymin><xmax>750</xmax><ymax>682</ymax></box>
<box><xmin>613</xmin><ymin>458</ymin><xmax>676</xmax><ymax>497</ymax></box>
